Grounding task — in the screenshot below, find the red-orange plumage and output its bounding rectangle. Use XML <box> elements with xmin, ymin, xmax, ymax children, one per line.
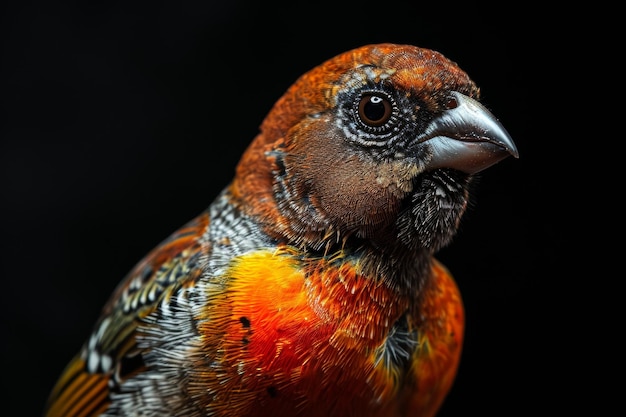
<box><xmin>43</xmin><ymin>43</ymin><xmax>516</xmax><ymax>417</ymax></box>
<box><xmin>191</xmin><ymin>248</ymin><xmax>463</xmax><ymax>417</ymax></box>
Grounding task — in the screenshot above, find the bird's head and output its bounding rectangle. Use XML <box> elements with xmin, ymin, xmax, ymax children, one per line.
<box><xmin>231</xmin><ymin>43</ymin><xmax>518</xmax><ymax>255</ymax></box>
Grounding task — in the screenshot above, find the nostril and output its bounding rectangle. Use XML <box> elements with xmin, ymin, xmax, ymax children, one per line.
<box><xmin>445</xmin><ymin>96</ymin><xmax>458</xmax><ymax>110</ymax></box>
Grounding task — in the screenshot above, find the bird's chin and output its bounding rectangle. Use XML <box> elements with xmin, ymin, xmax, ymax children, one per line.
<box><xmin>395</xmin><ymin>169</ymin><xmax>471</xmax><ymax>253</ymax></box>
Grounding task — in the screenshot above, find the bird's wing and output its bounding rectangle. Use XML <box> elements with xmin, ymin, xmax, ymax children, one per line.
<box><xmin>43</xmin><ymin>211</ymin><xmax>211</xmax><ymax>417</ymax></box>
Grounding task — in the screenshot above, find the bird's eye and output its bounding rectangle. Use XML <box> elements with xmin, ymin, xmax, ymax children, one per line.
<box><xmin>357</xmin><ymin>93</ymin><xmax>393</xmax><ymax>127</ymax></box>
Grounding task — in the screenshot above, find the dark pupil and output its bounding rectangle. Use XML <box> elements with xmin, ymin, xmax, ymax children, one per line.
<box><xmin>364</xmin><ymin>96</ymin><xmax>386</xmax><ymax>121</ymax></box>
<box><xmin>358</xmin><ymin>93</ymin><xmax>392</xmax><ymax>128</ymax></box>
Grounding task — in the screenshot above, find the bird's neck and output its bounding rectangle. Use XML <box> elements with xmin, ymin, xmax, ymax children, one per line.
<box><xmin>229</xmin><ymin>151</ymin><xmax>335</xmax><ymax>251</ymax></box>
<box><xmin>221</xmin><ymin>185</ymin><xmax>432</xmax><ymax>298</ymax></box>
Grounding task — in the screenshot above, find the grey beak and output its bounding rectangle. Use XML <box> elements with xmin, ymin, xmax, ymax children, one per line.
<box><xmin>418</xmin><ymin>91</ymin><xmax>518</xmax><ymax>174</ymax></box>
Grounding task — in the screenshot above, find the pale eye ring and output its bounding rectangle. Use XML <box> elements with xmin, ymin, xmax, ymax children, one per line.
<box><xmin>357</xmin><ymin>92</ymin><xmax>394</xmax><ymax>127</ymax></box>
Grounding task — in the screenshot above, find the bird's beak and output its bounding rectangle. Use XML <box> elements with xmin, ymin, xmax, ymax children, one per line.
<box><xmin>417</xmin><ymin>91</ymin><xmax>519</xmax><ymax>174</ymax></box>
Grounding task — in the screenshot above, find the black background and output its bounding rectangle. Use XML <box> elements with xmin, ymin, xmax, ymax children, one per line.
<box><xmin>1</xmin><ymin>1</ymin><xmax>573</xmax><ymax>416</ymax></box>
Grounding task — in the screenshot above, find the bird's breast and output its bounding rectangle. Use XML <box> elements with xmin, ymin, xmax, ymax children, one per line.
<box><xmin>191</xmin><ymin>248</ymin><xmax>462</xmax><ymax>417</ymax></box>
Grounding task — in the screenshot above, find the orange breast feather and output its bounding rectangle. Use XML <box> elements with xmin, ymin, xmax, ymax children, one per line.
<box><xmin>193</xmin><ymin>249</ymin><xmax>463</xmax><ymax>417</ymax></box>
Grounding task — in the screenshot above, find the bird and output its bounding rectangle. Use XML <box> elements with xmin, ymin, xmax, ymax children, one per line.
<box><xmin>43</xmin><ymin>43</ymin><xmax>518</xmax><ymax>417</ymax></box>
